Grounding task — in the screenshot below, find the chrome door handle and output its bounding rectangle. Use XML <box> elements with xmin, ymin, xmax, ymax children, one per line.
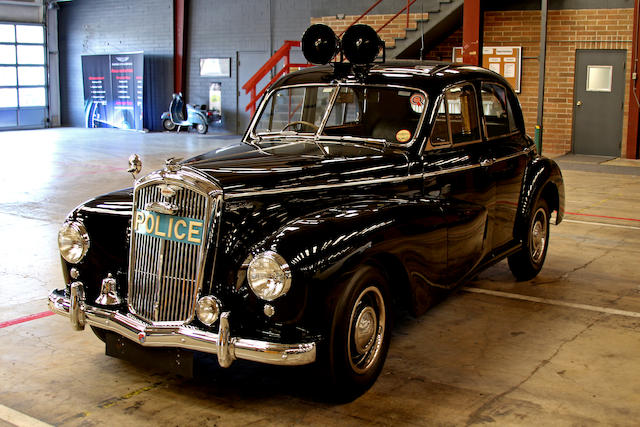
<box><xmin>480</xmin><ymin>158</ymin><xmax>494</xmax><ymax>167</ymax></box>
<box><xmin>576</xmin><ymin>100</ymin><xmax>582</xmax><ymax>106</ymax></box>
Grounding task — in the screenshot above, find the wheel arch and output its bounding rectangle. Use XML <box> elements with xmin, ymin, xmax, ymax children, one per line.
<box><xmin>515</xmin><ymin>157</ymin><xmax>565</xmax><ymax>240</ymax></box>
<box><xmin>363</xmin><ymin>252</ymin><xmax>413</xmax><ymax>315</ymax></box>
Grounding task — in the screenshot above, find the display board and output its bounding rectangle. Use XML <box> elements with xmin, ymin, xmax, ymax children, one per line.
<box><xmin>81</xmin><ymin>52</ymin><xmax>144</xmax><ymax>130</ymax></box>
<box><xmin>452</xmin><ymin>46</ymin><xmax>522</xmax><ymax>93</ymax></box>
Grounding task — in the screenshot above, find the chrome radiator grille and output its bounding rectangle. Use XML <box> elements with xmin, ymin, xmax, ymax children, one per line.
<box><xmin>128</xmin><ymin>168</ymin><xmax>221</xmax><ymax>324</ymax></box>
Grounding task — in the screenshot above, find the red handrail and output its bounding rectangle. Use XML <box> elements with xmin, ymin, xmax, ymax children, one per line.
<box><xmin>378</xmin><ymin>0</ymin><xmax>417</xmax><ymax>32</ymax></box>
<box><xmin>241</xmin><ymin>40</ymin><xmax>311</xmax><ymax>115</ymax></box>
<box><xmin>242</xmin><ymin>1</ymin><xmax>421</xmax><ymax>116</ymax></box>
<box><xmin>340</xmin><ymin>0</ymin><xmax>418</xmax><ymax>37</ymax></box>
<box><xmin>339</xmin><ymin>0</ymin><xmax>383</xmax><ymax>37</ymax></box>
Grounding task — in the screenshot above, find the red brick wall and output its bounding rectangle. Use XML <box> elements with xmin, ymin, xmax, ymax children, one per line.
<box><xmin>483</xmin><ymin>9</ymin><xmax>634</xmax><ymax>157</ymax></box>
<box><xmin>312</xmin><ymin>9</ymin><xmax>635</xmax><ymax>157</ymax></box>
<box><xmin>311</xmin><ymin>13</ymin><xmax>429</xmax><ymax>48</ymax></box>
<box><xmin>423</xmin><ymin>27</ymin><xmax>463</xmax><ymax>61</ymax></box>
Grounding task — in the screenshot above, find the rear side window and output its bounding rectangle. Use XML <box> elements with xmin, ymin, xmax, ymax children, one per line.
<box><xmin>429</xmin><ymin>83</ymin><xmax>481</xmax><ymax>146</ymax></box>
<box><xmin>481</xmin><ymin>83</ymin><xmax>517</xmax><ymax>138</ymax></box>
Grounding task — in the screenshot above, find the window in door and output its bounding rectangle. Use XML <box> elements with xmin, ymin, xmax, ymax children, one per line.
<box><xmin>428</xmin><ymin>83</ymin><xmax>481</xmax><ymax>147</ymax></box>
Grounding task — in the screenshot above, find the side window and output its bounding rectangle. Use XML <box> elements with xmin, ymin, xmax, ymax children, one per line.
<box><xmin>428</xmin><ymin>84</ymin><xmax>481</xmax><ymax>148</ymax></box>
<box><xmin>446</xmin><ymin>84</ymin><xmax>480</xmax><ymax>144</ymax></box>
<box><xmin>481</xmin><ymin>83</ymin><xmax>517</xmax><ymax>138</ymax></box>
<box><xmin>430</xmin><ymin>98</ymin><xmax>450</xmax><ymax>145</ymax></box>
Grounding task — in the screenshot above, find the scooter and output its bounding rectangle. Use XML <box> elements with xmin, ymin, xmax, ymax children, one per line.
<box><xmin>161</xmin><ymin>93</ymin><xmax>220</xmax><ymax>134</ymax></box>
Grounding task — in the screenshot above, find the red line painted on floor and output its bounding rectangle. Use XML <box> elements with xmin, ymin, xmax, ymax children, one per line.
<box><xmin>565</xmin><ymin>211</ymin><xmax>640</xmax><ymax>223</ymax></box>
<box><xmin>0</xmin><ymin>311</ymin><xmax>55</xmax><ymax>329</ymax></box>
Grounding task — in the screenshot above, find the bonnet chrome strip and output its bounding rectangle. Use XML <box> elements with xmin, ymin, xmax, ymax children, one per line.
<box><xmin>224</xmin><ymin>174</ymin><xmax>424</xmax><ymax>199</ymax></box>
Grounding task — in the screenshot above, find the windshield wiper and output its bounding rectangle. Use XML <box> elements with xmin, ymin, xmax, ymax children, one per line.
<box><xmin>319</xmin><ymin>135</ymin><xmax>387</xmax><ymax>150</ymax></box>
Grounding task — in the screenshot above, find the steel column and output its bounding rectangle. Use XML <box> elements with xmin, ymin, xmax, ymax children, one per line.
<box><xmin>625</xmin><ymin>0</ymin><xmax>640</xmax><ymax>159</ymax></box>
<box><xmin>535</xmin><ymin>0</ymin><xmax>548</xmax><ymax>154</ymax></box>
<box><xmin>462</xmin><ymin>0</ymin><xmax>481</xmax><ymax>65</ymax></box>
<box><xmin>174</xmin><ymin>0</ymin><xmax>187</xmax><ymax>95</ymax></box>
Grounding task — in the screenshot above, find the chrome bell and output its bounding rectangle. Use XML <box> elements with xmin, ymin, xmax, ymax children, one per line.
<box><xmin>95</xmin><ymin>273</ymin><xmax>122</xmax><ymax>305</ymax></box>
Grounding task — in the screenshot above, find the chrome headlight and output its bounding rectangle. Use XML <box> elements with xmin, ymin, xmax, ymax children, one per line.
<box><xmin>247</xmin><ymin>251</ymin><xmax>292</xmax><ymax>301</ymax></box>
<box><xmin>58</xmin><ymin>221</ymin><xmax>90</xmax><ymax>264</ymax></box>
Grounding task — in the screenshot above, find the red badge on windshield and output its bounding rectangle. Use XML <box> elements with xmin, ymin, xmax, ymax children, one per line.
<box><xmin>410</xmin><ymin>93</ymin><xmax>425</xmax><ymax>114</ymax></box>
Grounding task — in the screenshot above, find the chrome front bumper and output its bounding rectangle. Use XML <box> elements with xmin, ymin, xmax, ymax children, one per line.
<box><xmin>48</xmin><ymin>283</ymin><xmax>316</xmax><ymax>368</ymax></box>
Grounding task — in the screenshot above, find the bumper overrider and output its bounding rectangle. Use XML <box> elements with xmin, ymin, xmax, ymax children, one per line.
<box><xmin>48</xmin><ymin>282</ymin><xmax>316</xmax><ymax>368</ymax></box>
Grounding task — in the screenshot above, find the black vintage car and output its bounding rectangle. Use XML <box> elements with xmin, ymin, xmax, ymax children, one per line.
<box><xmin>50</xmin><ymin>25</ymin><xmax>564</xmax><ymax>399</ymax></box>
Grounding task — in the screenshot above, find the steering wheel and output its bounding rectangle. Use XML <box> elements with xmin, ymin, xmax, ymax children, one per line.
<box><xmin>281</xmin><ymin>121</ymin><xmax>319</xmax><ymax>132</ymax></box>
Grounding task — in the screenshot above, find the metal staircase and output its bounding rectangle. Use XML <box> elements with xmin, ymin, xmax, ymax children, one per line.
<box><xmin>389</xmin><ymin>0</ymin><xmax>464</xmax><ymax>59</ymax></box>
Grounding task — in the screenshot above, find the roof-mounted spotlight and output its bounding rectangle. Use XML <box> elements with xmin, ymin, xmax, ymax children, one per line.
<box><xmin>302</xmin><ymin>24</ymin><xmax>340</xmax><ymax>65</ymax></box>
<box><xmin>341</xmin><ymin>24</ymin><xmax>383</xmax><ymax>65</ymax></box>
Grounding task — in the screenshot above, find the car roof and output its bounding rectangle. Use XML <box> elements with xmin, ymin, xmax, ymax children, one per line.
<box><xmin>273</xmin><ymin>60</ymin><xmax>512</xmax><ymax>94</ymax></box>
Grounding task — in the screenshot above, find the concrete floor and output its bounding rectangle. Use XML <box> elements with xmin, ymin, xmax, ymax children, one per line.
<box><xmin>1</xmin><ymin>128</ymin><xmax>639</xmax><ymax>426</ymax></box>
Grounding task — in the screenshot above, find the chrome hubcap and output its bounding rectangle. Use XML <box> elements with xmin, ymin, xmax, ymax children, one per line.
<box><xmin>530</xmin><ymin>207</ymin><xmax>548</xmax><ymax>263</ymax></box>
<box><xmin>348</xmin><ymin>286</ymin><xmax>385</xmax><ymax>374</ymax></box>
<box><xmin>354</xmin><ymin>306</ymin><xmax>376</xmax><ymax>353</ymax></box>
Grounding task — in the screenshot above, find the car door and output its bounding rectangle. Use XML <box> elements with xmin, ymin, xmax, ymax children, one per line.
<box><xmin>423</xmin><ymin>82</ymin><xmax>495</xmax><ymax>286</ymax></box>
<box><xmin>480</xmin><ymin>82</ymin><xmax>531</xmax><ymax>251</ymax></box>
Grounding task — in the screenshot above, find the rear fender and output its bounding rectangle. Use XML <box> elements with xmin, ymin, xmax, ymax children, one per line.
<box><xmin>187</xmin><ymin>109</ymin><xmax>207</xmax><ymax>125</ymax></box>
<box><xmin>515</xmin><ymin>156</ymin><xmax>565</xmax><ymax>240</ymax></box>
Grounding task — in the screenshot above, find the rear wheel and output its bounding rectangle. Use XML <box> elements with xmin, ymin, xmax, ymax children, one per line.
<box><xmin>163</xmin><ymin>119</ymin><xmax>176</xmax><ymax>131</ymax></box>
<box><xmin>321</xmin><ymin>265</ymin><xmax>392</xmax><ymax>401</ymax></box>
<box><xmin>508</xmin><ymin>198</ymin><xmax>550</xmax><ymax>281</ymax></box>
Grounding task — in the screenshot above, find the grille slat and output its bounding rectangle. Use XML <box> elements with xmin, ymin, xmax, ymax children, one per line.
<box><xmin>129</xmin><ymin>178</ymin><xmax>215</xmax><ymax>324</ymax></box>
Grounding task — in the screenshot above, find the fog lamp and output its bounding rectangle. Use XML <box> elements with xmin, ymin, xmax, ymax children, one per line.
<box><xmin>58</xmin><ymin>221</ymin><xmax>90</xmax><ymax>264</ymax></box>
<box><xmin>196</xmin><ymin>296</ymin><xmax>221</xmax><ymax>326</ymax></box>
<box><xmin>342</xmin><ymin>24</ymin><xmax>382</xmax><ymax>65</ymax></box>
<box><xmin>302</xmin><ymin>24</ymin><xmax>340</xmax><ymax>65</ymax></box>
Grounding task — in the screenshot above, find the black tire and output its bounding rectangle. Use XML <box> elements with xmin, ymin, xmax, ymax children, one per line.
<box><xmin>90</xmin><ymin>325</ymin><xmax>107</xmax><ymax>343</ymax></box>
<box><xmin>196</xmin><ymin>123</ymin><xmax>208</xmax><ymax>134</ymax></box>
<box><xmin>321</xmin><ymin>265</ymin><xmax>392</xmax><ymax>401</ymax></box>
<box><xmin>163</xmin><ymin>119</ymin><xmax>176</xmax><ymax>131</ymax></box>
<box><xmin>508</xmin><ymin>198</ymin><xmax>550</xmax><ymax>281</ymax></box>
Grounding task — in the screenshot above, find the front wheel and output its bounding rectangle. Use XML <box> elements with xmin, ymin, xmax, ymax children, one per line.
<box><xmin>321</xmin><ymin>265</ymin><xmax>392</xmax><ymax>400</ymax></box>
<box><xmin>195</xmin><ymin>123</ymin><xmax>208</xmax><ymax>134</ymax></box>
<box><xmin>162</xmin><ymin>118</ymin><xmax>176</xmax><ymax>131</ymax></box>
<box><xmin>508</xmin><ymin>198</ymin><xmax>550</xmax><ymax>281</ymax></box>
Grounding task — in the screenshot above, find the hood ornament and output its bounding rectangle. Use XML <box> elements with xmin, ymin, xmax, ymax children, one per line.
<box><xmin>127</xmin><ymin>154</ymin><xmax>142</xmax><ymax>179</ymax></box>
<box><xmin>165</xmin><ymin>157</ymin><xmax>182</xmax><ymax>172</ymax></box>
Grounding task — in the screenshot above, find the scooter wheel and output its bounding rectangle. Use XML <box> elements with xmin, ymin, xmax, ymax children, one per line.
<box><xmin>196</xmin><ymin>123</ymin><xmax>208</xmax><ymax>134</ymax></box>
<box><xmin>163</xmin><ymin>119</ymin><xmax>176</xmax><ymax>131</ymax></box>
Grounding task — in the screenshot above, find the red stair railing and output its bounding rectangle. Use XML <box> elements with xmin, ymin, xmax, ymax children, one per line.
<box><xmin>242</xmin><ymin>1</ymin><xmax>420</xmax><ymax>116</ymax></box>
<box><xmin>378</xmin><ymin>0</ymin><xmax>417</xmax><ymax>33</ymax></box>
<box><xmin>241</xmin><ymin>41</ymin><xmax>311</xmax><ymax>116</ymax></box>
<box><xmin>340</xmin><ymin>0</ymin><xmax>417</xmax><ymax>36</ymax></box>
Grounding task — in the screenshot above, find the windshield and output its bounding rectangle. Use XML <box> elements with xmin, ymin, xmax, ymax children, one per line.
<box><xmin>251</xmin><ymin>84</ymin><xmax>427</xmax><ymax>145</ymax></box>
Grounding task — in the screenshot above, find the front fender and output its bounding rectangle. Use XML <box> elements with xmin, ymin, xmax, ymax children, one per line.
<box><xmin>516</xmin><ymin>156</ymin><xmax>565</xmax><ymax>240</ymax></box>
<box><xmin>252</xmin><ymin>197</ymin><xmax>447</xmax><ymax>324</ymax></box>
